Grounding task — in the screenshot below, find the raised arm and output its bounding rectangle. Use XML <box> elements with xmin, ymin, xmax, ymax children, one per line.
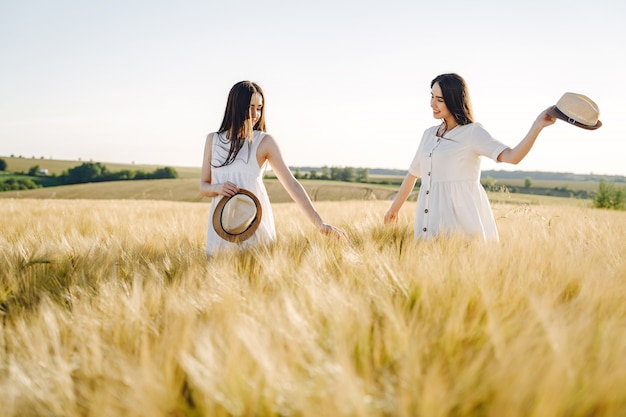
<box><xmin>497</xmin><ymin>108</ymin><xmax>556</xmax><ymax>165</ymax></box>
<box><xmin>258</xmin><ymin>134</ymin><xmax>345</xmax><ymax>238</ymax></box>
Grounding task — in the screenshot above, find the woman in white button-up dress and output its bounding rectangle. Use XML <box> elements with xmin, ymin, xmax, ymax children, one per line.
<box><xmin>384</xmin><ymin>73</ymin><xmax>556</xmax><ymax>241</ymax></box>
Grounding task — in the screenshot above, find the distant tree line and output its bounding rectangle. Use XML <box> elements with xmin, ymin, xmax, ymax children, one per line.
<box><xmin>0</xmin><ymin>159</ymin><xmax>178</xmax><ymax>191</ymax></box>
<box><xmin>290</xmin><ymin>166</ymin><xmax>626</xmax><ymax>184</ymax></box>
<box><xmin>482</xmin><ymin>169</ymin><xmax>626</xmax><ymax>183</ymax></box>
<box><xmin>1</xmin><ymin>157</ymin><xmax>624</xmax><ymax>209</ymax></box>
<box><xmin>279</xmin><ymin>165</ymin><xmax>624</xmax><ymax>208</ymax></box>
<box><xmin>482</xmin><ymin>176</ymin><xmax>593</xmax><ymax>199</ymax></box>
<box><xmin>55</xmin><ymin>162</ymin><xmax>178</xmax><ymax>185</ymax></box>
<box><xmin>0</xmin><ymin>178</ymin><xmax>42</xmax><ymax>192</ymax></box>
<box><xmin>0</xmin><ymin>158</ymin><xmax>44</xmax><ymax>191</ymax></box>
<box><xmin>291</xmin><ymin>166</ymin><xmax>370</xmax><ymax>183</ymax></box>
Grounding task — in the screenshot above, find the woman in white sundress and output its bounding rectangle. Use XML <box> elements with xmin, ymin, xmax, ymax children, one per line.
<box><xmin>200</xmin><ymin>81</ymin><xmax>345</xmax><ymax>256</ymax></box>
<box><xmin>384</xmin><ymin>73</ymin><xmax>556</xmax><ymax>241</ymax></box>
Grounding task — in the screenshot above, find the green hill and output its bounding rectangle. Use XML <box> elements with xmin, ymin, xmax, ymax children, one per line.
<box><xmin>0</xmin><ymin>156</ymin><xmax>200</xmax><ymax>179</ymax></box>
<box><xmin>0</xmin><ymin>178</ymin><xmax>204</xmax><ymax>202</ymax></box>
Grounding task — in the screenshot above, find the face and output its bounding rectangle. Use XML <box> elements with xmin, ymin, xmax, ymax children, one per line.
<box><xmin>249</xmin><ymin>93</ymin><xmax>263</xmax><ymax>124</ymax></box>
<box><xmin>430</xmin><ymin>82</ymin><xmax>453</xmax><ymax>122</ymax></box>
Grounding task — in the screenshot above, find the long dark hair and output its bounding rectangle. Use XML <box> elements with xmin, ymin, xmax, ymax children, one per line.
<box><xmin>214</xmin><ymin>81</ymin><xmax>267</xmax><ymax>167</ymax></box>
<box><xmin>431</xmin><ymin>73</ymin><xmax>474</xmax><ymax>126</ymax></box>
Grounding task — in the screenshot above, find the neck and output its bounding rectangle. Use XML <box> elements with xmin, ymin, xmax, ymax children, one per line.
<box><xmin>444</xmin><ymin>118</ymin><xmax>458</xmax><ymax>130</ymax></box>
<box><xmin>437</xmin><ymin>119</ymin><xmax>458</xmax><ymax>137</ymax></box>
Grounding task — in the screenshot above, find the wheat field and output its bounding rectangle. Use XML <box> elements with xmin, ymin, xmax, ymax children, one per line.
<box><xmin>1</xmin><ymin>198</ymin><xmax>625</xmax><ymax>417</ymax></box>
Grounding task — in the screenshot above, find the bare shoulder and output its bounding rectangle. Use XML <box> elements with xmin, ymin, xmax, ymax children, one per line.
<box><xmin>204</xmin><ymin>132</ymin><xmax>221</xmax><ymax>153</ymax></box>
<box><xmin>261</xmin><ymin>132</ymin><xmax>276</xmax><ymax>142</ymax></box>
<box><xmin>257</xmin><ymin>133</ymin><xmax>283</xmax><ymax>165</ymax></box>
<box><xmin>258</xmin><ymin>133</ymin><xmax>277</xmax><ymax>150</ymax></box>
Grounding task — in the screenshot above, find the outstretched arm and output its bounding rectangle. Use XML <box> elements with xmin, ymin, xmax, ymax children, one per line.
<box><xmin>497</xmin><ymin>108</ymin><xmax>556</xmax><ymax>164</ymax></box>
<box><xmin>259</xmin><ymin>134</ymin><xmax>346</xmax><ymax>238</ymax></box>
<box><xmin>384</xmin><ymin>173</ymin><xmax>418</xmax><ymax>224</ymax></box>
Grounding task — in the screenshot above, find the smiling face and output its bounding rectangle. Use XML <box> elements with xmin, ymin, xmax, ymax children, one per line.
<box><xmin>220</xmin><ymin>81</ymin><xmax>266</xmax><ymax>142</ymax></box>
<box><xmin>240</xmin><ymin>91</ymin><xmax>264</xmax><ymax>139</ymax></box>
<box><xmin>249</xmin><ymin>93</ymin><xmax>263</xmax><ymax>125</ymax></box>
<box><xmin>429</xmin><ymin>73</ymin><xmax>474</xmax><ymax>127</ymax></box>
<box><xmin>430</xmin><ymin>82</ymin><xmax>454</xmax><ymax>125</ymax></box>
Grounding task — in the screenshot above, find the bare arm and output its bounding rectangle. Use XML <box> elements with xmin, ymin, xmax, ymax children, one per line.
<box><xmin>384</xmin><ymin>173</ymin><xmax>418</xmax><ymax>224</ymax></box>
<box><xmin>258</xmin><ymin>134</ymin><xmax>345</xmax><ymax>238</ymax></box>
<box><xmin>199</xmin><ymin>133</ymin><xmax>239</xmax><ymax>198</ymax></box>
<box><xmin>497</xmin><ymin>108</ymin><xmax>556</xmax><ymax>164</ymax></box>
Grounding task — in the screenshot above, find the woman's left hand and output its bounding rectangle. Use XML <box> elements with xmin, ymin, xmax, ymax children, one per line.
<box><xmin>535</xmin><ymin>107</ymin><xmax>557</xmax><ymax>129</ymax></box>
<box><xmin>320</xmin><ymin>223</ymin><xmax>348</xmax><ymax>241</ymax></box>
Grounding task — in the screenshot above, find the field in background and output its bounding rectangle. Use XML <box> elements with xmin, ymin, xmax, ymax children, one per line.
<box><xmin>1</xmin><ymin>156</ymin><xmax>201</xmax><ymax>179</ymax></box>
<box><xmin>370</xmin><ymin>173</ymin><xmax>599</xmax><ymax>190</ymax></box>
<box><xmin>2</xmin><ymin>155</ymin><xmax>615</xmax><ymax>199</ymax></box>
<box><xmin>487</xmin><ymin>178</ymin><xmax>600</xmax><ymax>192</ymax></box>
<box><xmin>0</xmin><ymin>178</ymin><xmax>397</xmax><ymax>203</ymax></box>
<box><xmin>1</xmin><ymin>198</ymin><xmax>625</xmax><ymax>416</ymax></box>
<box><xmin>0</xmin><ymin>156</ymin><xmax>596</xmax><ymax>206</ymax></box>
<box><xmin>0</xmin><ymin>177</ymin><xmax>594</xmax><ymax>207</ymax></box>
<box><xmin>0</xmin><ymin>178</ymin><xmax>206</xmax><ymax>202</ymax></box>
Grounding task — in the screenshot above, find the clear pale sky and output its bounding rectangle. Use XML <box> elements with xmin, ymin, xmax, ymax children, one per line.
<box><xmin>1</xmin><ymin>0</ymin><xmax>625</xmax><ymax>175</ymax></box>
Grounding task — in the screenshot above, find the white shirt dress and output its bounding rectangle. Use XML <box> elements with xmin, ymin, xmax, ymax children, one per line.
<box><xmin>408</xmin><ymin>123</ymin><xmax>508</xmax><ymax>241</ymax></box>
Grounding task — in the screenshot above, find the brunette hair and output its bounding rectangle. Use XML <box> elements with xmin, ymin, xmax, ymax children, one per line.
<box><xmin>431</xmin><ymin>73</ymin><xmax>474</xmax><ymax>125</ymax></box>
<box><xmin>215</xmin><ymin>81</ymin><xmax>267</xmax><ymax>167</ymax></box>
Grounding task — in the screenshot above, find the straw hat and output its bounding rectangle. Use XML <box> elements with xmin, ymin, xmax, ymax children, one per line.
<box><xmin>547</xmin><ymin>92</ymin><xmax>602</xmax><ymax>130</ymax></box>
<box><xmin>212</xmin><ymin>188</ymin><xmax>262</xmax><ymax>242</ymax></box>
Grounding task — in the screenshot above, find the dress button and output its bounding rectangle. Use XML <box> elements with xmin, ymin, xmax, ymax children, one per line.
<box><xmin>426</xmin><ymin>190</ymin><xmax>429</xmax><ymax>195</ymax></box>
<box><xmin>423</xmin><ymin>227</ymin><xmax>427</xmax><ymax>232</ymax></box>
<box><xmin>429</xmin><ymin>153</ymin><xmax>432</xmax><ymax>157</ymax></box>
<box><xmin>428</xmin><ymin>172</ymin><xmax>431</xmax><ymax>176</ymax></box>
<box><xmin>424</xmin><ymin>209</ymin><xmax>428</xmax><ymax>213</ymax></box>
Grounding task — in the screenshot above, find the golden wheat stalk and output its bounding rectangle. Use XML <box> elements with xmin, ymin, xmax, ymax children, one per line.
<box><xmin>0</xmin><ymin>199</ymin><xmax>625</xmax><ymax>416</ymax></box>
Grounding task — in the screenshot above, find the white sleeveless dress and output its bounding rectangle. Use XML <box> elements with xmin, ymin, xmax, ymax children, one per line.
<box><xmin>205</xmin><ymin>130</ymin><xmax>276</xmax><ymax>255</ymax></box>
